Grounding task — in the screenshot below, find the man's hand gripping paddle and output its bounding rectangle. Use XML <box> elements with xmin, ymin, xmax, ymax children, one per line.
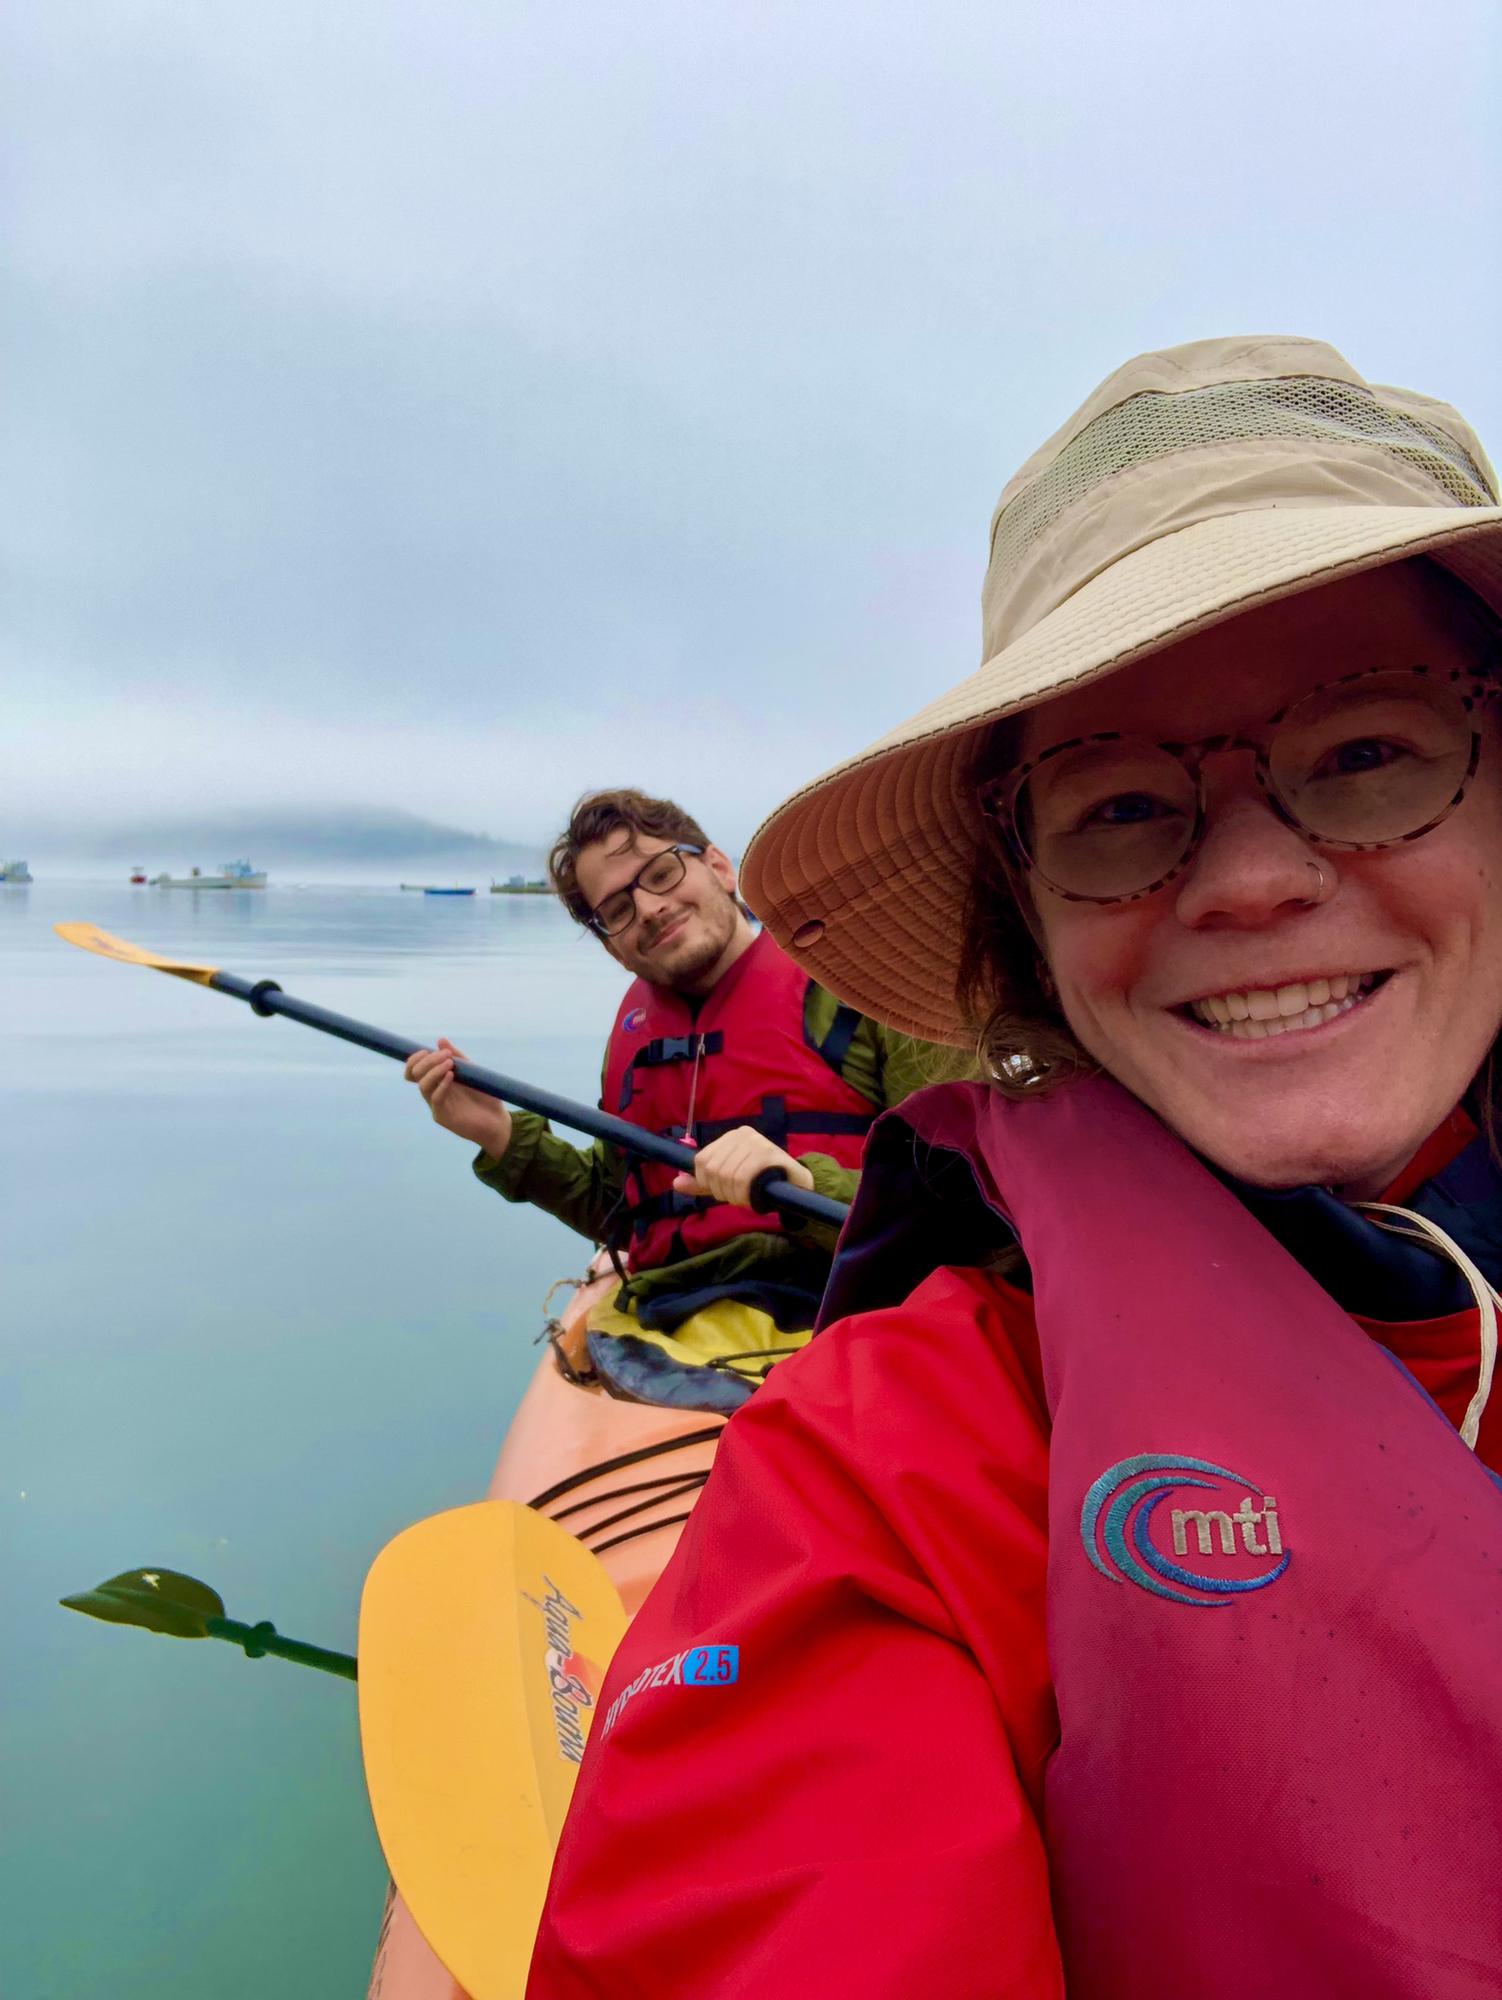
<box><xmin>360</xmin><ymin>1502</ymin><xmax>627</xmax><ymax>1999</ymax></box>
<box><xmin>54</xmin><ymin>923</ymin><xmax>849</xmax><ymax>1231</ymax></box>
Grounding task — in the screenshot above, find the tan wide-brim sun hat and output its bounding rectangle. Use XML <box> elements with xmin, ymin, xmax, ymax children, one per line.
<box><xmin>742</xmin><ymin>335</ymin><xmax>1502</xmax><ymax>1046</ymax></box>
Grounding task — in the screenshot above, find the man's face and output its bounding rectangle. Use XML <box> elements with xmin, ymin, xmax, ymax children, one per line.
<box><xmin>574</xmin><ymin>831</ymin><xmax>744</xmax><ymax>992</ymax></box>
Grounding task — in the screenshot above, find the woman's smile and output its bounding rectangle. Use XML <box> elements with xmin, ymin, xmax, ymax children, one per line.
<box><xmin>1177</xmin><ymin>968</ymin><xmax>1388</xmax><ymax>1038</ymax></box>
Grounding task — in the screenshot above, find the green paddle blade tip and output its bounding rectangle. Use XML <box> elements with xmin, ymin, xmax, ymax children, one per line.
<box><xmin>61</xmin><ymin>1568</ymin><xmax>226</xmax><ymax>1639</ymax></box>
<box><xmin>63</xmin><ymin>1570</ymin><xmax>357</xmax><ymax>1679</ymax></box>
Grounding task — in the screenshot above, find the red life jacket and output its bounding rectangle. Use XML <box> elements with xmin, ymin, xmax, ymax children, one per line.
<box><xmin>875</xmin><ymin>1076</ymin><xmax>1502</xmax><ymax>1996</ymax></box>
<box><xmin>600</xmin><ymin>931</ymin><xmax>877</xmax><ymax>1272</ymax></box>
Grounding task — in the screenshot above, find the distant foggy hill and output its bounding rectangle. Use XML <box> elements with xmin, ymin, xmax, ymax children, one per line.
<box><xmin>32</xmin><ymin>807</ymin><xmax>547</xmax><ymax>874</ymax></box>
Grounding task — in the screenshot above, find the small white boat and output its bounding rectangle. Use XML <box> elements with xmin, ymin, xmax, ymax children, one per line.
<box><xmin>1</xmin><ymin>859</ymin><xmax>33</xmax><ymax>884</ymax></box>
<box><xmin>152</xmin><ymin>860</ymin><xmax>267</xmax><ymax>890</ymax></box>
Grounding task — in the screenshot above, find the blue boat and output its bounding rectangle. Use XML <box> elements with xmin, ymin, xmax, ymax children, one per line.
<box><xmin>423</xmin><ymin>886</ymin><xmax>476</xmax><ymax>897</ymax></box>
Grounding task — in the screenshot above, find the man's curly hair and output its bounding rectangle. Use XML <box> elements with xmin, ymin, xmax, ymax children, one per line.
<box><xmin>549</xmin><ymin>789</ymin><xmax>712</xmax><ymax>927</ymax></box>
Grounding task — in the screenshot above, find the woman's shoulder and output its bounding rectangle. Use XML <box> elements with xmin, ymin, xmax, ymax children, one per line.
<box><xmin>793</xmin><ymin>1261</ymin><xmax>1038</xmax><ymax>1380</ymax></box>
<box><xmin>736</xmin><ymin>1263</ymin><xmax>1048</xmax><ymax>1487</ymax></box>
<box><xmin>846</xmin><ymin>1261</ymin><xmax>1040</xmax><ymax>1357</ymax></box>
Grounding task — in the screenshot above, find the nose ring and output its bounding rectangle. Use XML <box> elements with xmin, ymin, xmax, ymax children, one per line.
<box><xmin>1302</xmin><ymin>859</ymin><xmax>1327</xmax><ymax>903</ymax></box>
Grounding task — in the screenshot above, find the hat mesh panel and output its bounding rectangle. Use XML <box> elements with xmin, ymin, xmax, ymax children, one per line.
<box><xmin>990</xmin><ymin>377</ymin><xmax>1497</xmax><ymax>593</ymax></box>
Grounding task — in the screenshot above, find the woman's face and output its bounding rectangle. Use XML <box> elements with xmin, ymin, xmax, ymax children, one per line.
<box><xmin>1019</xmin><ymin>564</ymin><xmax>1502</xmax><ymax>1193</ymax></box>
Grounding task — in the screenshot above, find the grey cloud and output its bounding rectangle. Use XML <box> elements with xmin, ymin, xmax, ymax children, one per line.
<box><xmin>5</xmin><ymin>0</ymin><xmax>1499</xmax><ymax>844</ymax></box>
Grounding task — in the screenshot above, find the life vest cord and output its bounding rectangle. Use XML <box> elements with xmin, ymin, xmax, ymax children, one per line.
<box><xmin>682</xmin><ymin>1034</ymin><xmax>708</xmax><ymax>1146</ymax></box>
<box><xmin>1356</xmin><ymin>1199</ymin><xmax>1500</xmax><ymax>1448</ymax></box>
<box><xmin>706</xmin><ymin>1342</ymin><xmax>805</xmax><ymax>1367</ymax></box>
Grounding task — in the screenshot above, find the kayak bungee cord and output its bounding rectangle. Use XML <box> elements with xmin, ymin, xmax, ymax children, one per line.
<box><xmin>54</xmin><ymin>922</ymin><xmax>850</xmax><ymax>1234</ymax></box>
<box><xmin>527</xmin><ymin>1426</ymin><xmax>723</xmax><ymax>1556</ymax></box>
<box><xmin>573</xmin><ymin>1487</ymin><xmax>706</xmax><ymax>1557</ymax></box>
<box><xmin>526</xmin><ymin>1426</ymin><xmax>725</xmax><ymax>1508</ymax></box>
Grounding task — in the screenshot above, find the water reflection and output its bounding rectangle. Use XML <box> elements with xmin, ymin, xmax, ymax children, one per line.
<box><xmin>4</xmin><ymin>874</ymin><xmax>617</xmax><ymax>1998</ymax></box>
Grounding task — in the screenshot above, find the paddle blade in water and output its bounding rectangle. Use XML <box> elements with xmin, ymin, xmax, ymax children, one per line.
<box><xmin>53</xmin><ymin>922</ymin><xmax>219</xmax><ymax>985</ymax></box>
<box><xmin>60</xmin><ymin>1568</ymin><xmax>227</xmax><ymax>1639</ymax></box>
<box><xmin>359</xmin><ymin>1500</ymin><xmax>627</xmax><ymax>1999</ymax></box>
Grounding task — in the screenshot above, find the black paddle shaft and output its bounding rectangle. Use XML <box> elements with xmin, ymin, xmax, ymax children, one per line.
<box><xmin>209</xmin><ymin>971</ymin><xmax>851</xmax><ymax>1231</ymax></box>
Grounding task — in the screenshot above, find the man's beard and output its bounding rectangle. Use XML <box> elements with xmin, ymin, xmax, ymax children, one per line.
<box><xmin>641</xmin><ymin>894</ymin><xmax>738</xmax><ymax>988</ymax></box>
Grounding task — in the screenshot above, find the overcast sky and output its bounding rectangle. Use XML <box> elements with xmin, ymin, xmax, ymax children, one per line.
<box><xmin>6</xmin><ymin>0</ymin><xmax>1499</xmax><ymax>852</ymax></box>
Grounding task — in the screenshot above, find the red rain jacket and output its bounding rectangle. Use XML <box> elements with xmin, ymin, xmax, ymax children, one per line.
<box><xmin>527</xmin><ymin>1090</ymin><xmax>1502</xmax><ymax>1998</ymax></box>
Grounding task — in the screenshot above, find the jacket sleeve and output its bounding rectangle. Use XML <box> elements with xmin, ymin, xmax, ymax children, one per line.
<box><xmin>527</xmin><ymin>1269</ymin><xmax>1063</xmax><ymax>1999</ymax></box>
<box><xmin>470</xmin><ymin>1047</ymin><xmax>630</xmax><ymax>1242</ymax></box>
<box><xmin>787</xmin><ymin>1022</ymin><xmax>955</xmax><ymax>1233</ymax></box>
<box><xmin>783</xmin><ymin>1000</ymin><xmax>936</xmax><ymax>1251</ymax></box>
<box><xmin>470</xmin><ymin>1111</ymin><xmax>627</xmax><ymax>1243</ymax></box>
<box><xmin>774</xmin><ymin>1149</ymin><xmax>856</xmax><ymax>1255</ymax></box>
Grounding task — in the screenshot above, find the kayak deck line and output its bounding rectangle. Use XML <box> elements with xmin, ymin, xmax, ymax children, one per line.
<box><xmin>525</xmin><ymin>1425</ymin><xmax>725</xmax><ymax>1509</ymax></box>
<box><xmin>527</xmin><ymin>1425</ymin><xmax>721</xmax><ymax>1555</ymax></box>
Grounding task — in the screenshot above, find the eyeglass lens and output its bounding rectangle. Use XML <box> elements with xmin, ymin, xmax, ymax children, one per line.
<box><xmin>595</xmin><ymin>848</ymin><xmax>689</xmax><ymax>934</ymax></box>
<box><xmin>1015</xmin><ymin>672</ymin><xmax>1476</xmax><ymax>901</ymax></box>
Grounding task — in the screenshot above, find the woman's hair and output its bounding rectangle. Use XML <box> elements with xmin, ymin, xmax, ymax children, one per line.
<box><xmin>956</xmin><ymin>558</ymin><xmax>1502</xmax><ymax>1114</ymax></box>
<box><xmin>956</xmin><ymin>716</ymin><xmax>1091</xmax><ymax>1097</ymax></box>
<box><xmin>548</xmin><ymin>788</ymin><xmax>712</xmax><ymax>926</ymax></box>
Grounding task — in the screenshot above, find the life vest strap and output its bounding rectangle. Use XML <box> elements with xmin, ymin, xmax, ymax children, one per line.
<box><xmin>811</xmin><ymin>1001</ymin><xmax>862</xmax><ymax>1077</ymax></box>
<box><xmin>689</xmin><ymin>1106</ymin><xmax>874</xmax><ymax>1146</ymax></box>
<box><xmin>617</xmin><ymin>1031</ymin><xmax>725</xmax><ymax>1112</ymax></box>
<box><xmin>620</xmin><ymin>1095</ymin><xmax>872</xmax><ymax>1240</ymax></box>
<box><xmin>624</xmin><ymin>1188</ymin><xmax>714</xmax><ymax>1238</ymax></box>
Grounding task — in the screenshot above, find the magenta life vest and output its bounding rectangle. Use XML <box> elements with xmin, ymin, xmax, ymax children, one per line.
<box><xmin>860</xmin><ymin>1076</ymin><xmax>1502</xmax><ymax>1998</ymax></box>
<box><xmin>600</xmin><ymin>931</ymin><xmax>877</xmax><ymax>1272</ymax></box>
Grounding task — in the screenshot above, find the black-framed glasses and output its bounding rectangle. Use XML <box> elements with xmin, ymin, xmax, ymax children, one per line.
<box><xmin>979</xmin><ymin>666</ymin><xmax>1496</xmax><ymax>905</ymax></box>
<box><xmin>586</xmin><ymin>845</ymin><xmax>705</xmax><ymax>936</ymax></box>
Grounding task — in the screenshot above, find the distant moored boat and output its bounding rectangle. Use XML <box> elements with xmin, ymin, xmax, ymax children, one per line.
<box><xmin>152</xmin><ymin>859</ymin><xmax>267</xmax><ymax>889</ymax></box>
<box><xmin>422</xmin><ymin>886</ymin><xmax>475</xmax><ymax>897</ymax></box>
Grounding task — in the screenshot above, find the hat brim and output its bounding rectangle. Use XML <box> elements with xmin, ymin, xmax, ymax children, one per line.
<box><xmin>743</xmin><ymin>503</ymin><xmax>1502</xmax><ymax>1045</ymax></box>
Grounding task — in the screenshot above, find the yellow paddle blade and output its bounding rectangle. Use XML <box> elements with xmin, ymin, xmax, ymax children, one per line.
<box><xmin>359</xmin><ymin>1501</ymin><xmax>627</xmax><ymax>2000</ymax></box>
<box><xmin>53</xmin><ymin>921</ymin><xmax>219</xmax><ymax>986</ymax></box>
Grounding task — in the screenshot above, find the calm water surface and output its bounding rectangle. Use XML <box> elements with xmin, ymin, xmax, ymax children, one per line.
<box><xmin>2</xmin><ymin>881</ymin><xmax>627</xmax><ymax>1997</ymax></box>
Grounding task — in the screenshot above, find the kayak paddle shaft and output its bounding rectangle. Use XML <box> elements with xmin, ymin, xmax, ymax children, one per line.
<box><xmin>209</xmin><ymin>971</ymin><xmax>850</xmax><ymax>1231</ymax></box>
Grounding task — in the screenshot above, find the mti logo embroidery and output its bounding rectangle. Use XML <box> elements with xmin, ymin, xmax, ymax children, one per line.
<box><xmin>1081</xmin><ymin>1454</ymin><xmax>1289</xmax><ymax>1607</ymax></box>
<box><xmin>623</xmin><ymin>1007</ymin><xmax>648</xmax><ymax>1032</ymax></box>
